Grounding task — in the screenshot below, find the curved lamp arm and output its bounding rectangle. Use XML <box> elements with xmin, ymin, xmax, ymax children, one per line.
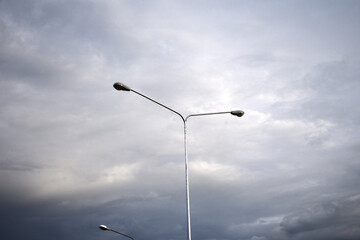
<box><xmin>113</xmin><ymin>82</ymin><xmax>185</xmax><ymax>122</ymax></box>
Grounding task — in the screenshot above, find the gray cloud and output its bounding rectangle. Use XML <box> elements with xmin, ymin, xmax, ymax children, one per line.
<box><xmin>1</xmin><ymin>0</ymin><xmax>360</xmax><ymax>239</ymax></box>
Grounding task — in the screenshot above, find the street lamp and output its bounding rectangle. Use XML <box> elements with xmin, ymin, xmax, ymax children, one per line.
<box><xmin>99</xmin><ymin>225</ymin><xmax>134</xmax><ymax>240</ymax></box>
<box><xmin>113</xmin><ymin>82</ymin><xmax>244</xmax><ymax>240</ymax></box>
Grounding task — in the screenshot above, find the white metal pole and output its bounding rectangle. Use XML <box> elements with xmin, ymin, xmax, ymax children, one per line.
<box><xmin>183</xmin><ymin>120</ymin><xmax>192</xmax><ymax>240</ymax></box>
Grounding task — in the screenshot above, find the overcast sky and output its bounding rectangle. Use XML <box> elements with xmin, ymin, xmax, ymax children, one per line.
<box><xmin>1</xmin><ymin>1</ymin><xmax>360</xmax><ymax>240</ymax></box>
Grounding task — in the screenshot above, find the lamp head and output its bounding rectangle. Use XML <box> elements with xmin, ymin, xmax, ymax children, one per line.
<box><xmin>113</xmin><ymin>82</ymin><xmax>131</xmax><ymax>91</ymax></box>
<box><xmin>230</xmin><ymin>110</ymin><xmax>245</xmax><ymax>117</ymax></box>
<box><xmin>99</xmin><ymin>225</ymin><xmax>110</xmax><ymax>231</ymax></box>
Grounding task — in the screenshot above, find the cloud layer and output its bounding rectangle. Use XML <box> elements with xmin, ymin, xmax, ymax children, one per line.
<box><xmin>1</xmin><ymin>1</ymin><xmax>360</xmax><ymax>239</ymax></box>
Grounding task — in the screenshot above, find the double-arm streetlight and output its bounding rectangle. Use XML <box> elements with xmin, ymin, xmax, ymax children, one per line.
<box><xmin>113</xmin><ymin>82</ymin><xmax>244</xmax><ymax>240</ymax></box>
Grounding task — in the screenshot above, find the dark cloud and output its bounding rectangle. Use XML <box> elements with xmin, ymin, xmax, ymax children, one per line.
<box><xmin>279</xmin><ymin>194</ymin><xmax>360</xmax><ymax>240</ymax></box>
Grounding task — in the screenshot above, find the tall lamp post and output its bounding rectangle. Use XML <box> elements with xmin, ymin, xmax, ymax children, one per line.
<box><xmin>113</xmin><ymin>82</ymin><xmax>244</xmax><ymax>240</ymax></box>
